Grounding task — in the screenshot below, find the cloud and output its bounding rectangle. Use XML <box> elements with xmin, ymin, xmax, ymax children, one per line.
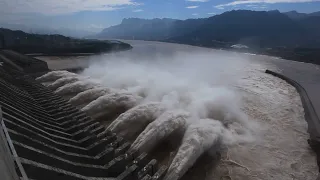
<box><xmin>186</xmin><ymin>6</ymin><xmax>199</xmax><ymax>8</ymax></box>
<box><xmin>186</xmin><ymin>0</ymin><xmax>209</xmax><ymax>2</ymax></box>
<box><xmin>192</xmin><ymin>13</ymin><xmax>199</xmax><ymax>16</ymax></box>
<box><xmin>133</xmin><ymin>9</ymin><xmax>143</xmax><ymax>12</ymax></box>
<box><xmin>0</xmin><ymin>0</ymin><xmax>139</xmax><ymax>15</ymax></box>
<box><xmin>0</xmin><ymin>13</ymin><xmax>39</xmax><ymax>23</ymax></box>
<box><xmin>207</xmin><ymin>12</ymin><xmax>216</xmax><ymax>15</ymax></box>
<box><xmin>88</xmin><ymin>24</ymin><xmax>104</xmax><ymax>30</ymax></box>
<box><xmin>246</xmin><ymin>4</ymin><xmax>268</xmax><ymax>8</ymax></box>
<box><xmin>215</xmin><ymin>0</ymin><xmax>320</xmax><ymax>8</ymax></box>
<box><xmin>215</xmin><ymin>6</ymin><xmax>225</xmax><ymax>9</ymax></box>
<box><xmin>246</xmin><ymin>4</ymin><xmax>258</xmax><ymax>6</ymax></box>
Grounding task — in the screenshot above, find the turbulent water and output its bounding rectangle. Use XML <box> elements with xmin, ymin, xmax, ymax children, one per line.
<box><xmin>37</xmin><ymin>43</ymin><xmax>317</xmax><ymax>180</ymax></box>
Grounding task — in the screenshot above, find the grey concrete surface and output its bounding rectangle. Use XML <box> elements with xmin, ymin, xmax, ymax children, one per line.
<box><xmin>0</xmin><ymin>107</ymin><xmax>21</xmax><ymax>180</ymax></box>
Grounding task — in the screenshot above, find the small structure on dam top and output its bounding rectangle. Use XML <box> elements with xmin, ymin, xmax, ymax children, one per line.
<box><xmin>0</xmin><ymin>51</ymin><xmax>167</xmax><ymax>180</ymax></box>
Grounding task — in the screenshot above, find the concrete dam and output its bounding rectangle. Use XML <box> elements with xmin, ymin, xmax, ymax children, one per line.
<box><xmin>0</xmin><ymin>50</ymin><xmax>167</xmax><ymax>180</ymax></box>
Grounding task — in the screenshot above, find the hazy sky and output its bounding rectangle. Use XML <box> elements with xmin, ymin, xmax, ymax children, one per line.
<box><xmin>0</xmin><ymin>0</ymin><xmax>320</xmax><ymax>32</ymax></box>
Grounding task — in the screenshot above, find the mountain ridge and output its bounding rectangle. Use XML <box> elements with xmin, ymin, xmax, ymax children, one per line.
<box><xmin>284</xmin><ymin>10</ymin><xmax>320</xmax><ymax>19</ymax></box>
<box><xmin>96</xmin><ymin>10</ymin><xmax>320</xmax><ymax>64</ymax></box>
<box><xmin>170</xmin><ymin>10</ymin><xmax>308</xmax><ymax>48</ymax></box>
<box><xmin>98</xmin><ymin>10</ymin><xmax>320</xmax><ymax>48</ymax></box>
<box><xmin>0</xmin><ymin>28</ymin><xmax>132</xmax><ymax>54</ymax></box>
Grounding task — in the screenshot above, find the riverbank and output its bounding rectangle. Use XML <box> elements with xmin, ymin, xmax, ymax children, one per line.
<box><xmin>0</xmin><ymin>28</ymin><xmax>133</xmax><ymax>55</ymax></box>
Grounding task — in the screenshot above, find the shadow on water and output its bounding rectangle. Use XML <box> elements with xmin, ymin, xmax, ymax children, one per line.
<box><xmin>180</xmin><ymin>152</ymin><xmax>221</xmax><ymax>180</ymax></box>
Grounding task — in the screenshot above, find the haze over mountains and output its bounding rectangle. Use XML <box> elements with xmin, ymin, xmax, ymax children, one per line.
<box><xmin>0</xmin><ymin>23</ymin><xmax>96</xmax><ymax>38</ymax></box>
<box><xmin>0</xmin><ymin>28</ymin><xmax>132</xmax><ymax>54</ymax></box>
<box><xmin>1</xmin><ymin>9</ymin><xmax>320</xmax><ymax>64</ymax></box>
<box><xmin>97</xmin><ymin>10</ymin><xmax>320</xmax><ymax>49</ymax></box>
<box><xmin>284</xmin><ymin>10</ymin><xmax>320</xmax><ymax>20</ymax></box>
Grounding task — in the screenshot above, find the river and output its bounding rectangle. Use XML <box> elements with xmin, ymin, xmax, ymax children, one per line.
<box><xmin>38</xmin><ymin>40</ymin><xmax>318</xmax><ymax>180</ymax></box>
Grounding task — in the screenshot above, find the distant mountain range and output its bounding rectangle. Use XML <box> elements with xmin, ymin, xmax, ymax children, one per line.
<box><xmin>98</xmin><ymin>18</ymin><xmax>178</xmax><ymax>40</ymax></box>
<box><xmin>284</xmin><ymin>10</ymin><xmax>320</xmax><ymax>20</ymax></box>
<box><xmin>1</xmin><ymin>10</ymin><xmax>319</xmax><ymax>64</ymax></box>
<box><xmin>97</xmin><ymin>10</ymin><xmax>320</xmax><ymax>49</ymax></box>
<box><xmin>0</xmin><ymin>23</ymin><xmax>96</xmax><ymax>38</ymax></box>
<box><xmin>0</xmin><ymin>28</ymin><xmax>132</xmax><ymax>54</ymax></box>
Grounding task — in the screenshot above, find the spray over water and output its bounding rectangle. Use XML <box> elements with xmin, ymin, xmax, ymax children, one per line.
<box><xmin>107</xmin><ymin>102</ymin><xmax>166</xmax><ymax>139</ymax></box>
<box><xmin>55</xmin><ymin>80</ymin><xmax>101</xmax><ymax>96</ymax></box>
<box><xmin>78</xmin><ymin>50</ymin><xmax>263</xmax><ymax>179</ymax></box>
<box><xmin>129</xmin><ymin>110</ymin><xmax>191</xmax><ymax>153</ymax></box>
<box><xmin>69</xmin><ymin>87</ymin><xmax>116</xmax><ymax>107</ymax></box>
<box><xmin>39</xmin><ymin>49</ymin><xmax>259</xmax><ymax>179</ymax></box>
<box><xmin>165</xmin><ymin>119</ymin><xmax>224</xmax><ymax>180</ymax></box>
<box><xmin>36</xmin><ymin>70</ymin><xmax>76</xmax><ymax>83</ymax></box>
<box><xmin>81</xmin><ymin>92</ymin><xmax>143</xmax><ymax>119</ymax></box>
<box><xmin>48</xmin><ymin>76</ymin><xmax>88</xmax><ymax>90</ymax></box>
<box><xmin>38</xmin><ymin>42</ymin><xmax>316</xmax><ymax>179</ymax></box>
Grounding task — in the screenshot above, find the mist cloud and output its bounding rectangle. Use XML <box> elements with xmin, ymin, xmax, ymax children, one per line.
<box><xmin>186</xmin><ymin>6</ymin><xmax>199</xmax><ymax>9</ymax></box>
<box><xmin>215</xmin><ymin>0</ymin><xmax>320</xmax><ymax>8</ymax></box>
<box><xmin>186</xmin><ymin>0</ymin><xmax>209</xmax><ymax>2</ymax></box>
<box><xmin>0</xmin><ymin>0</ymin><xmax>139</xmax><ymax>14</ymax></box>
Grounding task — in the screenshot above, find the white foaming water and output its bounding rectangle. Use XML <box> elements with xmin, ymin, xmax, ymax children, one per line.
<box><xmin>55</xmin><ymin>79</ymin><xmax>101</xmax><ymax>96</ymax></box>
<box><xmin>165</xmin><ymin>119</ymin><xmax>224</xmax><ymax>180</ymax></box>
<box><xmin>129</xmin><ymin>110</ymin><xmax>191</xmax><ymax>153</ymax></box>
<box><xmin>81</xmin><ymin>51</ymin><xmax>259</xmax><ymax>144</ymax></box>
<box><xmin>107</xmin><ymin>102</ymin><xmax>166</xmax><ymax>139</ymax></box>
<box><xmin>41</xmin><ymin>43</ymin><xmax>317</xmax><ymax>180</ymax></box>
<box><xmin>48</xmin><ymin>76</ymin><xmax>87</xmax><ymax>90</ymax></box>
<box><xmin>75</xmin><ymin>50</ymin><xmax>263</xmax><ymax>180</ymax></box>
<box><xmin>36</xmin><ymin>70</ymin><xmax>76</xmax><ymax>83</ymax></box>
<box><xmin>81</xmin><ymin>92</ymin><xmax>143</xmax><ymax>118</ymax></box>
<box><xmin>69</xmin><ymin>87</ymin><xmax>116</xmax><ymax>107</ymax></box>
